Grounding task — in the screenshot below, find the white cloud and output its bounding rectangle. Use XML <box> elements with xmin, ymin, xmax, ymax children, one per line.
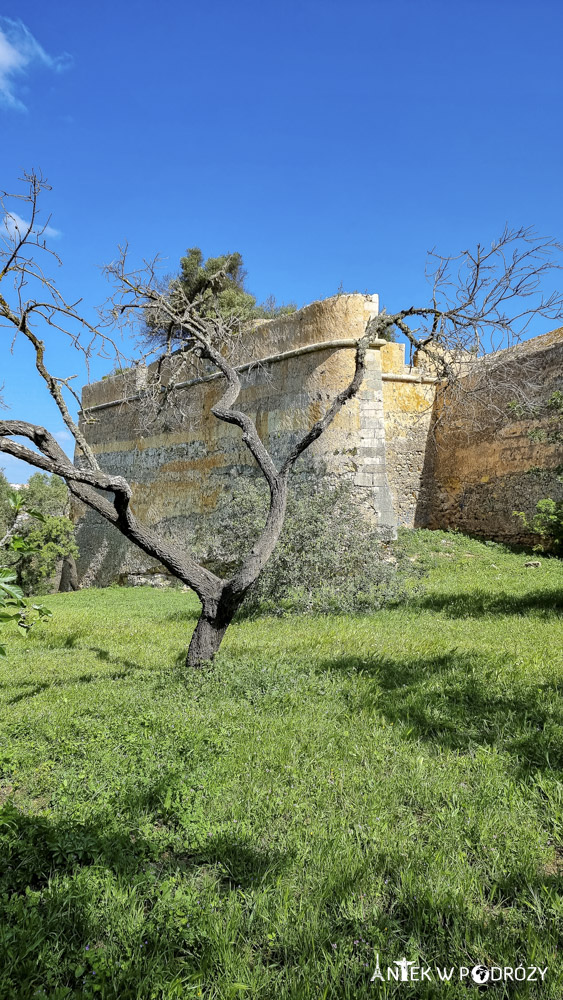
<box><xmin>2</xmin><ymin>210</ymin><xmax>61</xmax><ymax>241</ymax></box>
<box><xmin>0</xmin><ymin>17</ymin><xmax>72</xmax><ymax>112</ymax></box>
<box><xmin>54</xmin><ymin>430</ymin><xmax>73</xmax><ymax>443</ymax></box>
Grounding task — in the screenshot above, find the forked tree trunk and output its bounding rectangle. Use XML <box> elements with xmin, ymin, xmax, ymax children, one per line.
<box><xmin>186</xmin><ymin>613</ymin><xmax>230</xmax><ymax>667</ymax></box>
<box><xmin>186</xmin><ymin>592</ymin><xmax>243</xmax><ymax>668</ymax></box>
<box><xmin>186</xmin><ymin>480</ymin><xmax>290</xmax><ymax>668</ymax></box>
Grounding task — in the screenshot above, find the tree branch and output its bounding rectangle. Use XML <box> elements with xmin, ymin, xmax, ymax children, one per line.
<box><xmin>0</xmin><ymin>420</ymin><xmax>221</xmax><ymax>601</ymax></box>
<box><xmin>280</xmin><ymin>332</ymin><xmax>371</xmax><ymax>475</ymax></box>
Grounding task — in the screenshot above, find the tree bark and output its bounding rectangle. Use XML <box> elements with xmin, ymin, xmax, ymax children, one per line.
<box><xmin>59</xmin><ymin>555</ymin><xmax>79</xmax><ymax>592</ymax></box>
<box><xmin>186</xmin><ymin>613</ymin><xmax>230</xmax><ymax>667</ymax></box>
<box><xmin>186</xmin><ymin>592</ymin><xmax>242</xmax><ymax>667</ymax></box>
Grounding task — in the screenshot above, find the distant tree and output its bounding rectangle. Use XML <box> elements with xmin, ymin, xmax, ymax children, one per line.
<box><xmin>144</xmin><ymin>246</ymin><xmax>296</xmax><ymax>349</ymax></box>
<box><xmin>24</xmin><ymin>472</ymin><xmax>69</xmax><ymax>517</ymax></box>
<box><xmin>1</xmin><ymin>172</ymin><xmax>562</xmax><ymax>666</ymax></box>
<box><xmin>0</xmin><ymin>469</ymin><xmax>11</xmax><ymax>537</ymax></box>
<box><xmin>16</xmin><ymin>516</ymin><xmax>78</xmax><ymax>594</ymax></box>
<box><xmin>0</xmin><ymin>474</ymin><xmax>77</xmax><ymax>594</ymax></box>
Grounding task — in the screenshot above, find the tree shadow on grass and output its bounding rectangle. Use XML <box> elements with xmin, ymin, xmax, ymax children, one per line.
<box><xmin>414</xmin><ymin>586</ymin><xmax>562</xmax><ymax>618</ymax></box>
<box><xmin>0</xmin><ymin>775</ymin><xmax>291</xmax><ymax>895</ymax></box>
<box><xmin>320</xmin><ymin>651</ymin><xmax>563</xmax><ymax>774</ymax></box>
<box><xmin>6</xmin><ymin>681</ymin><xmax>51</xmax><ymax>705</ymax></box>
<box><xmin>88</xmin><ymin>646</ymin><xmax>146</xmax><ymax>677</ymax></box>
<box><xmin>2</xmin><ymin>651</ymin><xmax>146</xmax><ymax>706</ymax></box>
<box><xmin>235</xmin><ymin>847</ymin><xmax>561</xmax><ymax>999</ymax></box>
<box><xmin>0</xmin><ymin>780</ymin><xmax>560</xmax><ymax>998</ymax></box>
<box><xmin>5</xmin><ymin>671</ymin><xmax>121</xmax><ymax>706</ymax></box>
<box><xmin>0</xmin><ymin>777</ymin><xmax>291</xmax><ymax>997</ymax></box>
<box><xmin>165</xmin><ymin>605</ymin><xmax>202</xmax><ymax>624</ymax></box>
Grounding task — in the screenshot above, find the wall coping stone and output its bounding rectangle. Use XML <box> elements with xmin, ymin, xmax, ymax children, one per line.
<box><xmin>82</xmin><ymin>337</ymin><xmax>389</xmax><ymax>414</ymax></box>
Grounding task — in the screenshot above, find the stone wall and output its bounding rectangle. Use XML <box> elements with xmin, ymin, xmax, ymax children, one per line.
<box><xmin>76</xmin><ymin>295</ymin><xmax>397</xmax><ymax>585</ymax></box>
<box><xmin>379</xmin><ymin>342</ymin><xmax>437</xmax><ymax>527</ymax></box>
<box><xmin>75</xmin><ymin>298</ymin><xmax>563</xmax><ymax>586</ymax></box>
<box><xmin>419</xmin><ymin>329</ymin><xmax>563</xmax><ymax>543</ymax></box>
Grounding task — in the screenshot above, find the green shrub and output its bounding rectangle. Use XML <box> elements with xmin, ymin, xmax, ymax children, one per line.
<box><xmin>0</xmin><ymin>475</ymin><xmax>77</xmax><ymax>595</ymax></box>
<box><xmin>514</xmin><ymin>496</ymin><xmax>563</xmax><ymax>554</ymax></box>
<box><xmin>197</xmin><ymin>478</ymin><xmax>422</xmax><ymax>616</ymax></box>
<box><xmin>15</xmin><ymin>516</ymin><xmax>78</xmax><ymax>595</ymax></box>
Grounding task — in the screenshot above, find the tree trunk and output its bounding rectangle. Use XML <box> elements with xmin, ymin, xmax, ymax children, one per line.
<box><xmin>186</xmin><ymin>593</ymin><xmax>242</xmax><ymax>668</ymax></box>
<box><xmin>59</xmin><ymin>555</ymin><xmax>79</xmax><ymax>592</ymax></box>
<box><xmin>186</xmin><ymin>614</ymin><xmax>229</xmax><ymax>667</ymax></box>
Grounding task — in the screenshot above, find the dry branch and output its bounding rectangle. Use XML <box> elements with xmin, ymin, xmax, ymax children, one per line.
<box><xmin>1</xmin><ymin>171</ymin><xmax>562</xmax><ymax>664</ymax></box>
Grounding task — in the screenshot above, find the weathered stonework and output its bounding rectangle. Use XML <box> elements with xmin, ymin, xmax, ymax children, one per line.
<box><xmin>379</xmin><ymin>341</ymin><xmax>437</xmax><ymax>527</ymax></box>
<box><xmin>76</xmin><ymin>295</ymin><xmax>397</xmax><ymax>585</ymax></box>
<box><xmin>420</xmin><ymin>329</ymin><xmax>563</xmax><ymax>543</ymax></box>
<box><xmin>75</xmin><ymin>297</ymin><xmax>563</xmax><ymax>586</ymax></box>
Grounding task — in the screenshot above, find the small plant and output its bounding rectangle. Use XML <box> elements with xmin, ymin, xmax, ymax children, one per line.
<box><xmin>514</xmin><ymin>494</ymin><xmax>563</xmax><ymax>554</ymax></box>
<box><xmin>0</xmin><ymin>568</ymin><xmax>52</xmax><ymax>655</ymax></box>
<box><xmin>0</xmin><ymin>568</ymin><xmax>24</xmax><ymax>655</ymax></box>
<box><xmin>0</xmin><ymin>489</ymin><xmax>55</xmax><ymax>653</ymax></box>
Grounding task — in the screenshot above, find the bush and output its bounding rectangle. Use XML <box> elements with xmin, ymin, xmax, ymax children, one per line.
<box><xmin>514</xmin><ymin>495</ymin><xmax>563</xmax><ymax>555</ymax></box>
<box><xmin>15</xmin><ymin>516</ymin><xmax>78</xmax><ymax>594</ymax></box>
<box><xmin>0</xmin><ymin>475</ymin><xmax>77</xmax><ymax>595</ymax></box>
<box><xmin>196</xmin><ymin>478</ymin><xmax>421</xmax><ymax>616</ymax></box>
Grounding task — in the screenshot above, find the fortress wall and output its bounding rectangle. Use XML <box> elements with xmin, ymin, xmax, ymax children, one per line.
<box><xmin>420</xmin><ymin>329</ymin><xmax>563</xmax><ymax>543</ymax></box>
<box><xmin>75</xmin><ymin>295</ymin><xmax>396</xmax><ymax>585</ymax></box>
<box><xmin>379</xmin><ymin>342</ymin><xmax>437</xmax><ymax>526</ymax></box>
<box><xmin>74</xmin><ymin>293</ymin><xmax>562</xmax><ymax>587</ymax></box>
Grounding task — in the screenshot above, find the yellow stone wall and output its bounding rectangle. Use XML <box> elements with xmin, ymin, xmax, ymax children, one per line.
<box><xmin>76</xmin><ymin>295</ymin><xmax>397</xmax><ymax>584</ymax></box>
<box><xmin>75</xmin><ymin>297</ymin><xmax>563</xmax><ymax>585</ymax></box>
<box><xmin>423</xmin><ymin>329</ymin><xmax>563</xmax><ymax>541</ymax></box>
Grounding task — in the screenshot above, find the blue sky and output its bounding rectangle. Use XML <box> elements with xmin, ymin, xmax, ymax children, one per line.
<box><xmin>1</xmin><ymin>0</ymin><xmax>563</xmax><ymax>480</ymax></box>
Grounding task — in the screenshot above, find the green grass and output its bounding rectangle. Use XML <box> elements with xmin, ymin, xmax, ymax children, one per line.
<box><xmin>0</xmin><ymin>530</ymin><xmax>562</xmax><ymax>999</ymax></box>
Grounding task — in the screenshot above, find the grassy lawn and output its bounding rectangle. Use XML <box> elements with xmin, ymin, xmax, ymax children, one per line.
<box><xmin>0</xmin><ymin>530</ymin><xmax>562</xmax><ymax>999</ymax></box>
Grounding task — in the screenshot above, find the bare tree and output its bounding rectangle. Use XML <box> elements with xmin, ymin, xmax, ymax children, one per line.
<box><xmin>1</xmin><ymin>172</ymin><xmax>562</xmax><ymax>665</ymax></box>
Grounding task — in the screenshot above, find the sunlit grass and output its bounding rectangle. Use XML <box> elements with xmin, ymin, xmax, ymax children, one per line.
<box><xmin>0</xmin><ymin>530</ymin><xmax>561</xmax><ymax>998</ymax></box>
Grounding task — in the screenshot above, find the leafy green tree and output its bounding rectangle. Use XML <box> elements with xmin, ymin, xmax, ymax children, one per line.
<box><xmin>176</xmin><ymin>248</ymin><xmax>255</xmax><ymax>318</ymax></box>
<box><xmin>0</xmin><ymin>469</ymin><xmax>12</xmax><ymax>537</ymax></box>
<box><xmin>0</xmin><ymin>475</ymin><xmax>77</xmax><ymax>594</ymax></box>
<box><xmin>24</xmin><ymin>472</ymin><xmax>69</xmax><ymax>517</ymax></box>
<box><xmin>16</xmin><ymin>517</ymin><xmax>78</xmax><ymax>594</ymax></box>
<box><xmin>144</xmin><ymin>247</ymin><xmax>296</xmax><ymax>347</ymax></box>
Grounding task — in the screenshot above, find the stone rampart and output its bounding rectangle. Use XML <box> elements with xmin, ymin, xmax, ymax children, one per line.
<box><xmin>379</xmin><ymin>341</ymin><xmax>437</xmax><ymax>527</ymax></box>
<box><xmin>76</xmin><ymin>295</ymin><xmax>398</xmax><ymax>585</ymax></box>
<box><xmin>75</xmin><ymin>298</ymin><xmax>563</xmax><ymax>585</ymax></box>
<box><xmin>419</xmin><ymin>329</ymin><xmax>563</xmax><ymax>543</ymax></box>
